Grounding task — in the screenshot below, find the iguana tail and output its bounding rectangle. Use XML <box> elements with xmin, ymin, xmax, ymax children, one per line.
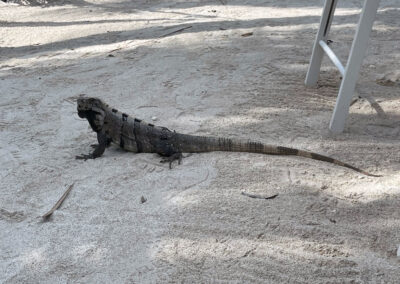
<box><xmin>176</xmin><ymin>134</ymin><xmax>381</xmax><ymax>177</ymax></box>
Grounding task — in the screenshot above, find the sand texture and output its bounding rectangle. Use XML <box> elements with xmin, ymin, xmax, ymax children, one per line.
<box><xmin>1</xmin><ymin>0</ymin><xmax>400</xmax><ymax>283</ymax></box>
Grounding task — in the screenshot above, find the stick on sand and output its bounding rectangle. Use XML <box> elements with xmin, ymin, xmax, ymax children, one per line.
<box><xmin>42</xmin><ymin>183</ymin><xmax>74</xmax><ymax>219</ymax></box>
<box><xmin>241</xmin><ymin>192</ymin><xmax>278</xmax><ymax>200</ymax></box>
<box><xmin>161</xmin><ymin>26</ymin><xmax>192</xmax><ymax>37</ymax></box>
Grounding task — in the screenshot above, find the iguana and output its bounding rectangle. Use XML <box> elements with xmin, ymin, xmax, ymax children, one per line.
<box><xmin>76</xmin><ymin>97</ymin><xmax>380</xmax><ymax>177</ymax></box>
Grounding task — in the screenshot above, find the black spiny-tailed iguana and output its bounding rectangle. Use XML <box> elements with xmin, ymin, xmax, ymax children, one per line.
<box><xmin>76</xmin><ymin>97</ymin><xmax>380</xmax><ymax>177</ymax></box>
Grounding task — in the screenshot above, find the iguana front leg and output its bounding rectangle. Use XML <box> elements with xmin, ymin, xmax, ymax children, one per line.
<box><xmin>160</xmin><ymin>152</ymin><xmax>183</xmax><ymax>169</ymax></box>
<box><xmin>76</xmin><ymin>131</ymin><xmax>107</xmax><ymax>160</ymax></box>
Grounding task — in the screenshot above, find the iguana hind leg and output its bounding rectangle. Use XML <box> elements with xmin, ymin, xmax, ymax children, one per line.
<box><xmin>160</xmin><ymin>152</ymin><xmax>183</xmax><ymax>169</ymax></box>
<box><xmin>76</xmin><ymin>132</ymin><xmax>107</xmax><ymax>160</ymax></box>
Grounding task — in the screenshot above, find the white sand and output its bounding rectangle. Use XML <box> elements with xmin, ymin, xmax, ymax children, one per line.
<box><xmin>1</xmin><ymin>0</ymin><xmax>399</xmax><ymax>282</ymax></box>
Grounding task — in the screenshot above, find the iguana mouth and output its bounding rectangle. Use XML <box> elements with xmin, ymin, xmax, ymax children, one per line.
<box><xmin>77</xmin><ymin>109</ymin><xmax>102</xmax><ymax>118</ymax></box>
<box><xmin>77</xmin><ymin>110</ymin><xmax>86</xmax><ymax>118</ymax></box>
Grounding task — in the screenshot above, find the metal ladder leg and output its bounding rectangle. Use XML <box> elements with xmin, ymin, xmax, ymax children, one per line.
<box><xmin>305</xmin><ymin>0</ymin><xmax>339</xmax><ymax>87</ymax></box>
<box><xmin>329</xmin><ymin>0</ymin><xmax>380</xmax><ymax>133</ymax></box>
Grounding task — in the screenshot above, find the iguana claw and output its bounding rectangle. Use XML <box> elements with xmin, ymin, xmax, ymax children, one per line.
<box><xmin>75</xmin><ymin>154</ymin><xmax>94</xmax><ymax>161</ymax></box>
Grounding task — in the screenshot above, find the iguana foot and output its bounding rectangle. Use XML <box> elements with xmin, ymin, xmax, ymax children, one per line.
<box><xmin>77</xmin><ymin>139</ymin><xmax>106</xmax><ymax>161</ymax></box>
<box><xmin>160</xmin><ymin>152</ymin><xmax>183</xmax><ymax>169</ymax></box>
<box><xmin>75</xmin><ymin>153</ymin><xmax>94</xmax><ymax>161</ymax></box>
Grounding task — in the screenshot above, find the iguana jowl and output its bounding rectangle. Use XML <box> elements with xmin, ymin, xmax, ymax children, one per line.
<box><xmin>76</xmin><ymin>97</ymin><xmax>380</xmax><ymax>177</ymax></box>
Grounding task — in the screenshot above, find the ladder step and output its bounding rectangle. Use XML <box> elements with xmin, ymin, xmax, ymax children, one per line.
<box><xmin>319</xmin><ymin>40</ymin><xmax>345</xmax><ymax>76</ymax></box>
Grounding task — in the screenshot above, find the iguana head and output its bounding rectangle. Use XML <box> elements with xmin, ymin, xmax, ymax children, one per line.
<box><xmin>77</xmin><ymin>97</ymin><xmax>106</xmax><ymax>117</ymax></box>
<box><xmin>77</xmin><ymin>97</ymin><xmax>107</xmax><ymax>132</ymax></box>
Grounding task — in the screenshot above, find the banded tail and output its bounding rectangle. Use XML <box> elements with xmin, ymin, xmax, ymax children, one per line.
<box><xmin>176</xmin><ymin>134</ymin><xmax>381</xmax><ymax>177</ymax></box>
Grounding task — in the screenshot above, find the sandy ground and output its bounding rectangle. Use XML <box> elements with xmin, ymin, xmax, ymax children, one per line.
<box><xmin>1</xmin><ymin>0</ymin><xmax>400</xmax><ymax>283</ymax></box>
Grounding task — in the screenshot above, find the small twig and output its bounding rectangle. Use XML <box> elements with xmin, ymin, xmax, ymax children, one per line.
<box><xmin>219</xmin><ymin>0</ymin><xmax>227</xmax><ymax>5</ymax></box>
<box><xmin>108</xmin><ymin>47</ymin><xmax>123</xmax><ymax>53</ymax></box>
<box><xmin>136</xmin><ymin>105</ymin><xmax>158</xmax><ymax>109</ymax></box>
<box><xmin>241</xmin><ymin>192</ymin><xmax>278</xmax><ymax>200</ymax></box>
<box><xmin>241</xmin><ymin>32</ymin><xmax>253</xmax><ymax>37</ymax></box>
<box><xmin>42</xmin><ymin>183</ymin><xmax>74</xmax><ymax>219</ymax></box>
<box><xmin>350</xmin><ymin>92</ymin><xmax>387</xmax><ymax>118</ymax></box>
<box><xmin>362</xmin><ymin>94</ymin><xmax>387</xmax><ymax>118</ymax></box>
<box><xmin>161</xmin><ymin>26</ymin><xmax>192</xmax><ymax>38</ymax></box>
<box><xmin>63</xmin><ymin>98</ymin><xmax>75</xmax><ymax>105</ymax></box>
<box><xmin>350</xmin><ymin>97</ymin><xmax>359</xmax><ymax>107</ymax></box>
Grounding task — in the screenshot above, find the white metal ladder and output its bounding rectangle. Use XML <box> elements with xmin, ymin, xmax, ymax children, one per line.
<box><xmin>305</xmin><ymin>0</ymin><xmax>380</xmax><ymax>133</ymax></box>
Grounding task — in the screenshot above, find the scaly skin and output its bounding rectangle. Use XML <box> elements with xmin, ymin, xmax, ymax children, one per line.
<box><xmin>76</xmin><ymin>97</ymin><xmax>381</xmax><ymax>177</ymax></box>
